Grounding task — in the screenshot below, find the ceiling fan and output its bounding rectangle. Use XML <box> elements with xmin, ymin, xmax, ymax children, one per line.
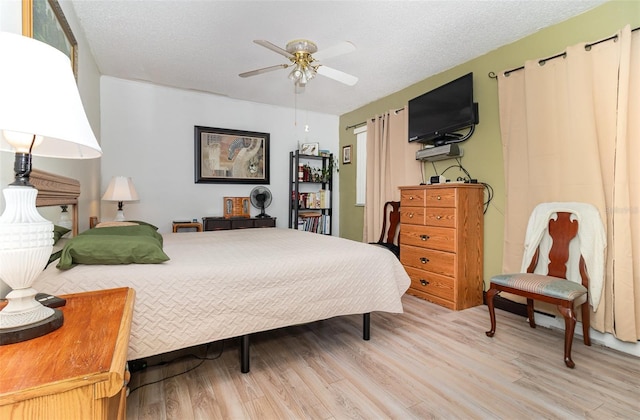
<box><xmin>239</xmin><ymin>39</ymin><xmax>358</xmax><ymax>92</ymax></box>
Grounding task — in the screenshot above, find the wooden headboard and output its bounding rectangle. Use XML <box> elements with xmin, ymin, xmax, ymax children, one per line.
<box><xmin>30</xmin><ymin>169</ymin><xmax>80</xmax><ymax>236</ymax></box>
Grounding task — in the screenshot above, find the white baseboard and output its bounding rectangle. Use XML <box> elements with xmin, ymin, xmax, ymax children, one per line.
<box><xmin>534</xmin><ymin>312</ymin><xmax>640</xmax><ymax>357</ymax></box>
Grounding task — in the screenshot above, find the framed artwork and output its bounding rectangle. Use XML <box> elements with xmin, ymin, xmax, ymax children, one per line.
<box><xmin>22</xmin><ymin>0</ymin><xmax>78</xmax><ymax>79</ymax></box>
<box><xmin>195</xmin><ymin>126</ymin><xmax>270</xmax><ymax>184</ymax></box>
<box><xmin>342</xmin><ymin>145</ymin><xmax>352</xmax><ymax>164</ymax></box>
<box><xmin>300</xmin><ymin>142</ymin><xmax>320</xmax><ymax>156</ymax></box>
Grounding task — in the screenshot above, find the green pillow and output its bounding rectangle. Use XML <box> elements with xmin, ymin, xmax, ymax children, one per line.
<box><xmin>56</xmin><ymin>234</ymin><xmax>169</xmax><ymax>269</ymax></box>
<box><xmin>126</xmin><ymin>220</ymin><xmax>159</xmax><ymax>231</ymax></box>
<box><xmin>47</xmin><ymin>249</ymin><xmax>63</xmax><ymax>267</ymax></box>
<box><xmin>82</xmin><ymin>224</ymin><xmax>163</xmax><ymax>245</ymax></box>
<box><xmin>53</xmin><ymin>225</ymin><xmax>71</xmax><ymax>244</ymax></box>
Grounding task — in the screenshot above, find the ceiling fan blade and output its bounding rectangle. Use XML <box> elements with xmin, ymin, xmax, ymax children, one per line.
<box><xmin>313</xmin><ymin>41</ymin><xmax>356</xmax><ymax>61</ymax></box>
<box><xmin>316</xmin><ymin>65</ymin><xmax>358</xmax><ymax>86</ymax></box>
<box><xmin>254</xmin><ymin>40</ymin><xmax>293</xmax><ymax>59</ymax></box>
<box><xmin>239</xmin><ymin>64</ymin><xmax>288</xmax><ymax>78</ymax></box>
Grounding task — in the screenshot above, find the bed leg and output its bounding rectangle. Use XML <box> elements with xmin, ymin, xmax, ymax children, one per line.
<box><xmin>363</xmin><ymin>313</ymin><xmax>370</xmax><ymax>341</ymax></box>
<box><xmin>240</xmin><ymin>334</ymin><xmax>250</xmax><ymax>373</ymax></box>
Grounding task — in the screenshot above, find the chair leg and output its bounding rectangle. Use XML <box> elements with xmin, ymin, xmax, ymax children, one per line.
<box><xmin>526</xmin><ymin>298</ymin><xmax>536</xmax><ymax>328</ymax></box>
<box><xmin>485</xmin><ymin>288</ymin><xmax>499</xmax><ymax>337</ymax></box>
<box><xmin>581</xmin><ymin>301</ymin><xmax>591</xmax><ymax>346</ymax></box>
<box><xmin>557</xmin><ymin>304</ymin><xmax>577</xmax><ymax>368</ymax></box>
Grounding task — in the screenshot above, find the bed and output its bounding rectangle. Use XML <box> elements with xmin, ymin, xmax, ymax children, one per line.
<box><xmin>30</xmin><ymin>172</ymin><xmax>411</xmax><ymax>372</ymax></box>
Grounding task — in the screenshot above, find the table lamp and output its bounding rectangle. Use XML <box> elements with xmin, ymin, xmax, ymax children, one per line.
<box><xmin>0</xmin><ymin>32</ymin><xmax>102</xmax><ymax>344</ymax></box>
<box><xmin>58</xmin><ymin>205</ymin><xmax>73</xmax><ymax>230</ymax></box>
<box><xmin>102</xmin><ymin>176</ymin><xmax>139</xmax><ymax>221</ymax></box>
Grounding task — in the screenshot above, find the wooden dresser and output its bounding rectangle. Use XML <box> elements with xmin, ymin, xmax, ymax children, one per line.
<box><xmin>399</xmin><ymin>184</ymin><xmax>484</xmax><ymax>310</ymax></box>
<box><xmin>0</xmin><ymin>287</ymin><xmax>135</xmax><ymax>419</ymax></box>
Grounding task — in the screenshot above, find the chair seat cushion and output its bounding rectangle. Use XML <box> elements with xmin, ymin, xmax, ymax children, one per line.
<box><xmin>491</xmin><ymin>273</ymin><xmax>587</xmax><ymax>301</ymax></box>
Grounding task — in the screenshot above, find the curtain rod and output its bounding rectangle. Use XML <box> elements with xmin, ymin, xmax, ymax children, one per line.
<box><xmin>345</xmin><ymin>107</ymin><xmax>405</xmax><ymax>130</ymax></box>
<box><xmin>488</xmin><ymin>26</ymin><xmax>639</xmax><ymax>79</ymax></box>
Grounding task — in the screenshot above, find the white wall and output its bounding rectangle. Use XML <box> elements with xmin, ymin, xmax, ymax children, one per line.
<box><xmin>100</xmin><ymin>77</ymin><xmax>340</xmax><ymax>233</ymax></box>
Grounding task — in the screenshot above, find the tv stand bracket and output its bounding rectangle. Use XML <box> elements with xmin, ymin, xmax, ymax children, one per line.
<box><xmin>416</xmin><ymin>143</ymin><xmax>463</xmax><ymax>162</ymax></box>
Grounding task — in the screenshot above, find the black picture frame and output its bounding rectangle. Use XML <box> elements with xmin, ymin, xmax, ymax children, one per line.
<box><xmin>342</xmin><ymin>145</ymin><xmax>352</xmax><ymax>164</ymax></box>
<box><xmin>194</xmin><ymin>126</ymin><xmax>270</xmax><ymax>184</ymax></box>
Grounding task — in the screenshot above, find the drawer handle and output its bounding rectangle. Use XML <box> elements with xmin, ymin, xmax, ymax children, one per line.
<box><xmin>420</xmin><ymin>257</ymin><xmax>429</xmax><ymax>264</ymax></box>
<box><xmin>420</xmin><ymin>234</ymin><xmax>430</xmax><ymax>241</ymax></box>
<box><xmin>420</xmin><ymin>279</ymin><xmax>430</xmax><ymax>286</ymax></box>
<box><xmin>408</xmin><ymin>213</ymin><xmax>414</xmax><ymax>218</ymax></box>
<box><xmin>436</xmin><ymin>215</ymin><xmax>442</xmax><ymax>220</ymax></box>
<box><xmin>437</xmin><ymin>195</ymin><xmax>441</xmax><ymax>200</ymax></box>
<box><xmin>409</xmin><ymin>195</ymin><xmax>414</xmax><ymax>200</ymax></box>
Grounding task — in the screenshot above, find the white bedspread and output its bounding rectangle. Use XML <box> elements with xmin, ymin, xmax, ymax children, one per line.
<box><xmin>34</xmin><ymin>228</ymin><xmax>410</xmax><ymax>360</ymax></box>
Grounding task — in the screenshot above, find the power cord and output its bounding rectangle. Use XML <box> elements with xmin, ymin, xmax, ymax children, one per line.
<box><xmin>128</xmin><ymin>340</ymin><xmax>225</xmax><ymax>394</ymax></box>
<box><xmin>439</xmin><ymin>159</ymin><xmax>473</xmax><ymax>182</ymax></box>
<box><xmin>482</xmin><ymin>182</ymin><xmax>494</xmax><ymax>214</ymax></box>
<box><xmin>428</xmin><ymin>159</ymin><xmax>494</xmax><ymax>214</ymax></box>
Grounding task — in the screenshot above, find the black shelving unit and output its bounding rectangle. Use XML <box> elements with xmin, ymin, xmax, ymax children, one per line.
<box><xmin>288</xmin><ymin>150</ymin><xmax>333</xmax><ymax>235</ymax></box>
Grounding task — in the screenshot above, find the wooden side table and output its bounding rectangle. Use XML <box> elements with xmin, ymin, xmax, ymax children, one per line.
<box><xmin>0</xmin><ymin>287</ymin><xmax>135</xmax><ymax>419</ymax></box>
<box><xmin>172</xmin><ymin>221</ymin><xmax>203</xmax><ymax>232</ymax></box>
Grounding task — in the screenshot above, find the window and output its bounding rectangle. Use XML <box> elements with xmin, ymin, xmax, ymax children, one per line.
<box><xmin>354</xmin><ymin>126</ymin><xmax>367</xmax><ymax>206</ymax></box>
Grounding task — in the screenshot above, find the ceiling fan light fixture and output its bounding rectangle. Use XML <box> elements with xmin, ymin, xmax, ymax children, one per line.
<box><xmin>303</xmin><ymin>66</ymin><xmax>316</xmax><ymax>81</ymax></box>
<box><xmin>241</xmin><ymin>38</ymin><xmax>357</xmax><ymax>89</ymax></box>
<box><xmin>288</xmin><ymin>65</ymin><xmax>303</xmax><ymax>81</ymax></box>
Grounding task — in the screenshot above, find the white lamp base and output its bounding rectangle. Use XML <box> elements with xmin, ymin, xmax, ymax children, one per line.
<box><xmin>1</xmin><ymin>287</ymin><xmax>54</xmax><ymax>326</ymax></box>
<box><xmin>0</xmin><ymin>185</ymin><xmax>60</xmax><ymax>343</ymax></box>
<box><xmin>0</xmin><ymin>308</ymin><xmax>63</xmax><ymax>345</ymax></box>
<box><xmin>114</xmin><ymin>209</ymin><xmax>126</xmax><ymax>221</ymax></box>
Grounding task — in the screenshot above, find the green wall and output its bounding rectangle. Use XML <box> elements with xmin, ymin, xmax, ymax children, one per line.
<box><xmin>338</xmin><ymin>0</ymin><xmax>640</xmax><ymax>289</ymax></box>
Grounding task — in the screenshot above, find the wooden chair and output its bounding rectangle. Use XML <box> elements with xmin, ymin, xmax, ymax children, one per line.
<box><xmin>485</xmin><ymin>211</ymin><xmax>591</xmax><ymax>368</ymax></box>
<box><xmin>369</xmin><ymin>201</ymin><xmax>401</xmax><ymax>258</ymax></box>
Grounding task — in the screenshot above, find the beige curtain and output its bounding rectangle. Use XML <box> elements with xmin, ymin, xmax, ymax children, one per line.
<box><xmin>497</xmin><ymin>26</ymin><xmax>639</xmax><ymax>342</ymax></box>
<box><xmin>364</xmin><ymin>109</ymin><xmax>421</xmax><ymax>243</ymax></box>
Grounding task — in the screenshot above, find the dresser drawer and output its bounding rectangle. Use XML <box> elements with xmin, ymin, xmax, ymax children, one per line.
<box><xmin>400</xmin><ymin>206</ymin><xmax>425</xmax><ymax>225</ymax></box>
<box><xmin>400</xmin><ymin>245</ymin><xmax>455</xmax><ymax>277</ymax></box>
<box><xmin>253</xmin><ymin>218</ymin><xmax>276</xmax><ymax>228</ymax></box>
<box><xmin>400</xmin><ymin>189</ymin><xmax>426</xmax><ymax>207</ymax></box>
<box><xmin>203</xmin><ymin>218</ymin><xmax>231</xmax><ymax>231</ymax></box>
<box><xmin>400</xmin><ymin>224</ymin><xmax>455</xmax><ymax>252</ymax></box>
<box><xmin>425</xmin><ymin>207</ymin><xmax>456</xmax><ymax>228</ymax></box>
<box><xmin>404</xmin><ymin>266</ymin><xmax>455</xmax><ymax>302</ymax></box>
<box><xmin>231</xmin><ymin>219</ymin><xmax>255</xmax><ymax>229</ymax></box>
<box><xmin>425</xmin><ymin>188</ymin><xmax>456</xmax><ymax>207</ymax></box>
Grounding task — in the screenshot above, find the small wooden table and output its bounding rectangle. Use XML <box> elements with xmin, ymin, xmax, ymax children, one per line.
<box><xmin>0</xmin><ymin>287</ymin><xmax>135</xmax><ymax>419</ymax></box>
<box><xmin>172</xmin><ymin>221</ymin><xmax>203</xmax><ymax>232</ymax></box>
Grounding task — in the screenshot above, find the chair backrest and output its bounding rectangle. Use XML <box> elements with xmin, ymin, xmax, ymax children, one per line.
<box><xmin>377</xmin><ymin>201</ymin><xmax>401</xmax><ymax>245</ymax></box>
<box><xmin>526</xmin><ymin>211</ymin><xmax>589</xmax><ymax>288</ymax></box>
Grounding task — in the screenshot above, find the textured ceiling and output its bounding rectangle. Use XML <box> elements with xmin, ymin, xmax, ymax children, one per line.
<box><xmin>70</xmin><ymin>0</ymin><xmax>607</xmax><ymax>115</ymax></box>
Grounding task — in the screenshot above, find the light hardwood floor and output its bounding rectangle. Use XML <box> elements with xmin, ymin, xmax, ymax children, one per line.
<box><xmin>126</xmin><ymin>295</ymin><xmax>640</xmax><ymax>419</ymax></box>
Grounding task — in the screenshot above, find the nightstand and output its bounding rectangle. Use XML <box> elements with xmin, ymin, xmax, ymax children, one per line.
<box><xmin>172</xmin><ymin>221</ymin><xmax>203</xmax><ymax>232</ymax></box>
<box><xmin>0</xmin><ymin>287</ymin><xmax>135</xmax><ymax>419</ymax></box>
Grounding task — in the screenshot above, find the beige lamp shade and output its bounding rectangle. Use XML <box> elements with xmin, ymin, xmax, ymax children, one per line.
<box><xmin>102</xmin><ymin>177</ymin><xmax>139</xmax><ymax>202</ymax></box>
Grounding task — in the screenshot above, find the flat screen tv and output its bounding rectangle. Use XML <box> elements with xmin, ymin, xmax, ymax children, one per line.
<box><xmin>408</xmin><ymin>72</ymin><xmax>478</xmax><ymax>146</ymax></box>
